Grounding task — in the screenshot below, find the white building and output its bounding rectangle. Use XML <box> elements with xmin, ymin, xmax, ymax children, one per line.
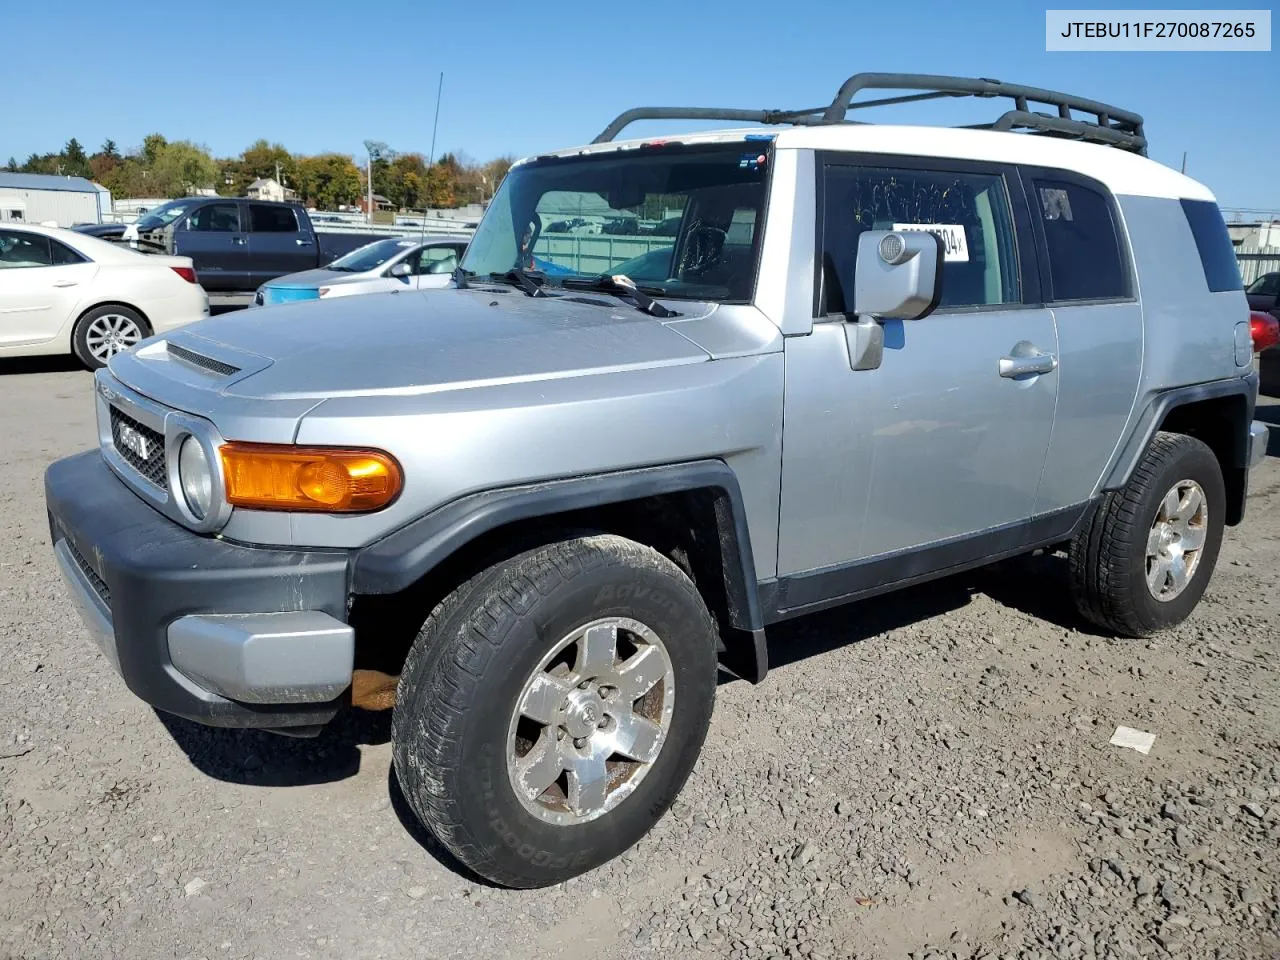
<box><xmin>245</xmin><ymin>177</ymin><xmax>296</xmax><ymax>202</ymax></box>
<box><xmin>0</xmin><ymin>172</ymin><xmax>112</xmax><ymax>226</ymax></box>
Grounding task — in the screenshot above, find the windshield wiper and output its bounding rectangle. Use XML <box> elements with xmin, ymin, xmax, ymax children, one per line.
<box><xmin>561</xmin><ymin>274</ymin><xmax>678</xmax><ymax>318</ymax></box>
<box><xmin>484</xmin><ymin>267</ymin><xmax>548</xmax><ymax>298</ymax></box>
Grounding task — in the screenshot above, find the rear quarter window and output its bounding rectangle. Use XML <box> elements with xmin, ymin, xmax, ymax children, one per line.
<box><xmin>1180</xmin><ymin>199</ymin><xmax>1242</xmax><ymax>293</ymax></box>
<box><xmin>1032</xmin><ymin>178</ymin><xmax>1130</xmax><ymax>302</ymax></box>
<box><xmin>249</xmin><ymin>204</ymin><xmax>299</xmax><ymax>233</ymax></box>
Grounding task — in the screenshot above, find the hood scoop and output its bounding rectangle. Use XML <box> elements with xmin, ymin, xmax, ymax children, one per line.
<box><xmin>165</xmin><ymin>341</ymin><xmax>241</xmax><ymax>377</ymax></box>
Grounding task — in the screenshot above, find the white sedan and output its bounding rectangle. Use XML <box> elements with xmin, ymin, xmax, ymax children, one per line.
<box><xmin>252</xmin><ymin>235</ymin><xmax>468</xmax><ymax>307</ymax></box>
<box><xmin>0</xmin><ymin>223</ymin><xmax>208</xmax><ymax>370</ymax></box>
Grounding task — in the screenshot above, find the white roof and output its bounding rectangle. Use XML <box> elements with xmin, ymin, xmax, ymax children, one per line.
<box><xmin>2</xmin><ymin>222</ymin><xmax>177</xmax><ymax>264</ymax></box>
<box><xmin>534</xmin><ymin>124</ymin><xmax>1214</xmax><ymax>203</ymax></box>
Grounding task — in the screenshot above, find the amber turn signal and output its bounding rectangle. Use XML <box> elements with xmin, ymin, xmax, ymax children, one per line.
<box><xmin>220</xmin><ymin>443</ymin><xmax>402</xmax><ymax>513</ymax></box>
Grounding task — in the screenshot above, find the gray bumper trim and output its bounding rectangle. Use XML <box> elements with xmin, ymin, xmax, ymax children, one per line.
<box><xmin>1248</xmin><ymin>420</ymin><xmax>1270</xmax><ymax>469</ymax></box>
<box><xmin>53</xmin><ymin>539</ymin><xmax>120</xmax><ymax>673</ymax></box>
<box><xmin>167</xmin><ymin>612</ymin><xmax>354</xmax><ymax>705</ymax></box>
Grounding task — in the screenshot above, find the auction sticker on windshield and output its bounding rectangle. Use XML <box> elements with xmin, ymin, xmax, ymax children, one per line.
<box><xmin>893</xmin><ymin>223</ymin><xmax>969</xmax><ymax>262</ymax></box>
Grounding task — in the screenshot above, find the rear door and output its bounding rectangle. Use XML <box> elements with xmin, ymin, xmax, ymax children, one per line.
<box><xmin>174</xmin><ymin>201</ymin><xmax>248</xmax><ymax>291</ymax></box>
<box><xmin>246</xmin><ymin>204</ymin><xmax>313</xmax><ymax>287</ymax></box>
<box><xmin>0</xmin><ymin>230</ymin><xmax>97</xmax><ymax>346</ymax></box>
<box><xmin>1017</xmin><ymin>169</ymin><xmax>1143</xmax><ymax>514</ymax></box>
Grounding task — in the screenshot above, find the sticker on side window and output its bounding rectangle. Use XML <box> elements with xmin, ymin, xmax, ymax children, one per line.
<box><xmin>1039</xmin><ymin>187</ymin><xmax>1073</xmax><ymax>221</ymax></box>
<box><xmin>892</xmin><ymin>223</ymin><xmax>969</xmax><ymax>262</ymax></box>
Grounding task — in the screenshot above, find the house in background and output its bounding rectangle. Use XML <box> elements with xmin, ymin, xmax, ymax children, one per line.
<box><xmin>245</xmin><ymin>177</ymin><xmax>297</xmax><ymax>203</ymax></box>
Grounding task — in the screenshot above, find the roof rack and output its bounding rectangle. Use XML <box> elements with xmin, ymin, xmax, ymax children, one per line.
<box><xmin>591</xmin><ymin>72</ymin><xmax>1147</xmax><ymax>156</ymax></box>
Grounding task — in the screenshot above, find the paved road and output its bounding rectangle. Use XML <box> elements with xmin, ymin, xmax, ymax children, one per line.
<box><xmin>0</xmin><ymin>360</ymin><xmax>1276</xmax><ymax>960</ymax></box>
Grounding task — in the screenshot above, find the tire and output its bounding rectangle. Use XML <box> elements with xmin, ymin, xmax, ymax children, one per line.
<box><xmin>391</xmin><ymin>533</ymin><xmax>718</xmax><ymax>888</ymax></box>
<box><xmin>1069</xmin><ymin>431</ymin><xmax>1225</xmax><ymax>637</ymax></box>
<box><xmin>72</xmin><ymin>305</ymin><xmax>150</xmax><ymax>371</ymax></box>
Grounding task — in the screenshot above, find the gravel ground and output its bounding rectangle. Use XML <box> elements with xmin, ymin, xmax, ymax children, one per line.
<box><xmin>1</xmin><ymin>358</ymin><xmax>1277</xmax><ymax>960</ymax></box>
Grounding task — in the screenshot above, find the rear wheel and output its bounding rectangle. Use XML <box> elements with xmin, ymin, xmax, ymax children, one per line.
<box><xmin>72</xmin><ymin>305</ymin><xmax>149</xmax><ymax>370</ymax></box>
<box><xmin>1069</xmin><ymin>432</ymin><xmax>1225</xmax><ymax>637</ymax></box>
<box><xmin>391</xmin><ymin>533</ymin><xmax>718</xmax><ymax>888</ymax></box>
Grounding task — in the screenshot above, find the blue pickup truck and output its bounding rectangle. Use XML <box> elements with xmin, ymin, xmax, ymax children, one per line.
<box><xmin>119</xmin><ymin>198</ymin><xmax>399</xmax><ymax>292</ymax></box>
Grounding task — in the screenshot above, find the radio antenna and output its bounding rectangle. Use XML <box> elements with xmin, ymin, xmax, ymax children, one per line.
<box><xmin>421</xmin><ymin>72</ymin><xmax>443</xmax><ymax>246</ymax></box>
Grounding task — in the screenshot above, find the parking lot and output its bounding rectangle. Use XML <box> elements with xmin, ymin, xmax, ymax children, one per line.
<box><xmin>0</xmin><ymin>358</ymin><xmax>1277</xmax><ymax>960</ymax></box>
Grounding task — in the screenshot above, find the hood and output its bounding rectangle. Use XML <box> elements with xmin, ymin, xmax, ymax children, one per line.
<box><xmin>144</xmin><ymin>287</ymin><xmax>715</xmax><ymax>401</ymax></box>
<box><xmin>264</xmin><ymin>268</ymin><xmax>358</xmax><ymax>289</ymax></box>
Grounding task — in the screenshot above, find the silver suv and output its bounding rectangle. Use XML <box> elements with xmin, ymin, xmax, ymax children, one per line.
<box><xmin>45</xmin><ymin>74</ymin><xmax>1270</xmax><ymax>889</ymax></box>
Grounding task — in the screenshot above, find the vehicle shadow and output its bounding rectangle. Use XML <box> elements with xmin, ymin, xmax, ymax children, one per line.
<box><xmin>156</xmin><ymin>707</ymin><xmax>391</xmax><ymax>787</ymax></box>
<box><xmin>0</xmin><ymin>355</ymin><xmax>83</xmax><ymax>376</ymax></box>
<box><xmin>755</xmin><ymin>549</ymin><xmax>1098</xmax><ymax>675</ymax></box>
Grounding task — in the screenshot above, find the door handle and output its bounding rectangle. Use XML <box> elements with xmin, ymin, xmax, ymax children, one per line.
<box><xmin>232</xmin><ymin>236</ymin><xmax>247</xmax><ymax>246</ymax></box>
<box><xmin>295</xmin><ymin>239</ymin><xmax>312</xmax><ymax>246</ymax></box>
<box><xmin>53</xmin><ymin>281</ymin><xmax>79</xmax><ymax>288</ymax></box>
<box><xmin>998</xmin><ymin>352</ymin><xmax>1057</xmax><ymax>378</ymax></box>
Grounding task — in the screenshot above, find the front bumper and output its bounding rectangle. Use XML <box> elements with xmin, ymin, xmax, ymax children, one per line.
<box><xmin>46</xmin><ymin>451</ymin><xmax>353</xmax><ymax>730</ymax></box>
<box><xmin>1248</xmin><ymin>419</ymin><xmax>1270</xmax><ymax>468</ymax></box>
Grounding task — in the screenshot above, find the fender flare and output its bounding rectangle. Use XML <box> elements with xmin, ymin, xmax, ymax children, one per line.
<box><xmin>1101</xmin><ymin>373</ymin><xmax>1258</xmax><ymax>523</ymax></box>
<box><xmin>350</xmin><ymin>460</ymin><xmax>768</xmax><ymax>675</ymax></box>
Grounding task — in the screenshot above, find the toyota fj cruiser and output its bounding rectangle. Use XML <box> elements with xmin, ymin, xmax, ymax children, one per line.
<box><xmin>45</xmin><ymin>73</ymin><xmax>1269</xmax><ymax>889</ymax></box>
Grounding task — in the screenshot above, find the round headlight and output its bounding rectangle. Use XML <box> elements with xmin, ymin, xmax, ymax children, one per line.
<box><xmin>178</xmin><ymin>436</ymin><xmax>213</xmax><ymax>519</ymax></box>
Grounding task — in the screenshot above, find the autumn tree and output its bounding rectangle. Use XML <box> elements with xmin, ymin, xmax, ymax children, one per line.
<box><xmin>149</xmin><ymin>141</ymin><xmax>219</xmax><ymax>197</ymax></box>
<box><xmin>241</xmin><ymin>139</ymin><xmax>295</xmax><ymax>186</ymax></box>
<box><xmin>296</xmin><ymin>153</ymin><xmax>362</xmax><ymax>210</ymax></box>
<box><xmin>141</xmin><ymin>134</ymin><xmax>168</xmax><ymax>166</ymax></box>
<box><xmin>89</xmin><ymin>139</ymin><xmax>121</xmax><ymax>181</ymax></box>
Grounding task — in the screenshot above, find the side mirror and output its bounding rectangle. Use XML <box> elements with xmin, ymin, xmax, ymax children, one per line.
<box><xmin>852</xmin><ymin>230</ymin><xmax>943</xmax><ymax>321</ymax></box>
<box><xmin>388</xmin><ymin>261</ymin><xmax>413</xmax><ymax>279</ymax></box>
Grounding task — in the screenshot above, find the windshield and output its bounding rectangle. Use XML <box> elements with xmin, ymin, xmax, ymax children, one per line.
<box><xmin>1246</xmin><ymin>273</ymin><xmax>1279</xmax><ymax>295</ymax></box>
<box><xmin>134</xmin><ymin>200</ymin><xmax>192</xmax><ymax>230</ymax></box>
<box><xmin>459</xmin><ymin>141</ymin><xmax>770</xmax><ymax>302</ymax></box>
<box><xmin>326</xmin><ymin>238</ymin><xmax>417</xmax><ymax>272</ymax></box>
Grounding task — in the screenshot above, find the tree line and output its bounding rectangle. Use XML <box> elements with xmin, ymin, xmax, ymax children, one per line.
<box><xmin>4</xmin><ymin>137</ymin><xmax>515</xmax><ymax>211</ymax></box>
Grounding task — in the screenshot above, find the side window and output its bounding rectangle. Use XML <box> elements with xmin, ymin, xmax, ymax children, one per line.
<box><xmin>187</xmin><ymin>203</ymin><xmax>241</xmax><ymax>232</ymax></box>
<box><xmin>1032</xmin><ymin>178</ymin><xmax>1129</xmax><ymax>301</ymax></box>
<box><xmin>0</xmin><ymin>230</ymin><xmax>53</xmax><ymax>268</ymax></box>
<box><xmin>1180</xmin><ymin>198</ymin><xmax>1242</xmax><ymax>293</ymax></box>
<box><xmin>50</xmin><ymin>240</ymin><xmax>87</xmax><ymax>265</ymax></box>
<box><xmin>414</xmin><ymin>246</ymin><xmax>459</xmax><ymax>275</ymax></box>
<box><xmin>820</xmin><ymin>164</ymin><xmax>1020</xmax><ymax>312</ymax></box>
<box><xmin>248</xmin><ymin>204</ymin><xmax>298</xmax><ymax>233</ymax></box>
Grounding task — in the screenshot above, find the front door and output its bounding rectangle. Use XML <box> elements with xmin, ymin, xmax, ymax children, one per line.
<box><xmin>412</xmin><ymin>242</ymin><xmax>467</xmax><ymax>289</ymax></box>
<box><xmin>776</xmin><ymin>157</ymin><xmax>1059</xmax><ymax>594</ymax></box>
<box><xmin>246</xmin><ymin>203</ymin><xmax>312</xmax><ymax>287</ymax></box>
<box><xmin>174</xmin><ymin>201</ymin><xmax>248</xmax><ymax>291</ymax></box>
<box><xmin>0</xmin><ymin>229</ymin><xmax>98</xmax><ymax>346</ymax></box>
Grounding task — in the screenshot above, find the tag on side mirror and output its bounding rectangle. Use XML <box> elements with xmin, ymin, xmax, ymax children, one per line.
<box><xmin>852</xmin><ymin>230</ymin><xmax>944</xmax><ymax>321</ymax></box>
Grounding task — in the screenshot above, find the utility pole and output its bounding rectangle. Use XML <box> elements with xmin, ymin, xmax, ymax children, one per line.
<box><xmin>363</xmin><ymin>140</ymin><xmax>387</xmax><ymax>224</ymax></box>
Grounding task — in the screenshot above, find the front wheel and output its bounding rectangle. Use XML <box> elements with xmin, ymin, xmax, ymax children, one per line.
<box><xmin>391</xmin><ymin>533</ymin><xmax>718</xmax><ymax>888</ymax></box>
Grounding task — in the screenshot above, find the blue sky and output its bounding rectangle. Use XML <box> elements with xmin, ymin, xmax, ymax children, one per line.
<box><xmin>5</xmin><ymin>0</ymin><xmax>1277</xmax><ymax>209</ymax></box>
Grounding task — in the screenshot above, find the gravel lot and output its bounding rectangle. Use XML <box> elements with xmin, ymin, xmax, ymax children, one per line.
<box><xmin>1</xmin><ymin>357</ymin><xmax>1277</xmax><ymax>960</ymax></box>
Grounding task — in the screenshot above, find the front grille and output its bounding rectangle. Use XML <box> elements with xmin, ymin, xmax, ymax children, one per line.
<box><xmin>109</xmin><ymin>406</ymin><xmax>166</xmax><ymax>488</ymax></box>
<box><xmin>64</xmin><ymin>537</ymin><xmax>110</xmax><ymax>606</ymax></box>
<box><xmin>166</xmin><ymin>342</ymin><xmax>240</xmax><ymax>377</ymax></box>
